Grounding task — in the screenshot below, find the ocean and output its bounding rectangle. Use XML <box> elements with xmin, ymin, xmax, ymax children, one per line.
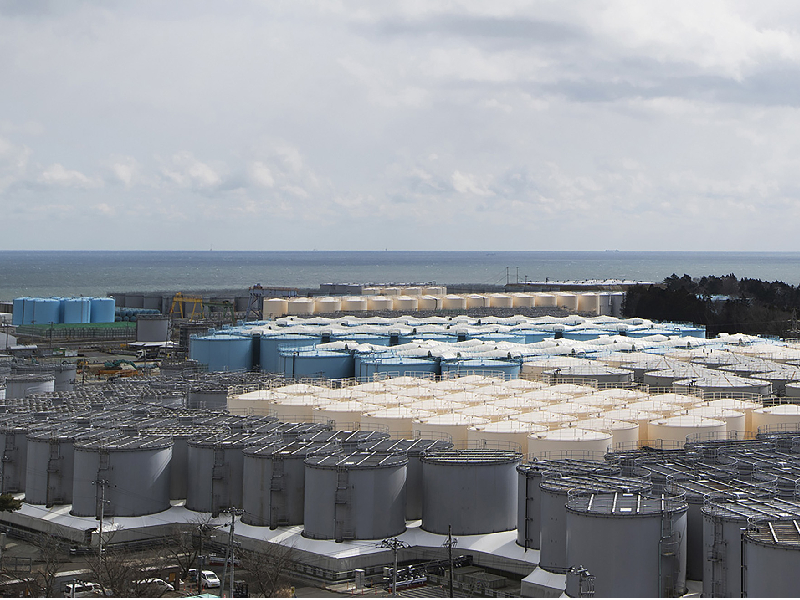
<box><xmin>1</xmin><ymin>250</ymin><xmax>799</xmax><ymax>301</ymax></box>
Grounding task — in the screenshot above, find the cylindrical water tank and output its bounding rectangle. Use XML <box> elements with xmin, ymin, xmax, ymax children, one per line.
<box><xmin>528</xmin><ymin>428</ymin><xmax>612</xmax><ymax>461</ymax></box>
<box><xmin>359</xmin><ymin>438</ymin><xmax>453</xmax><ymax>521</ymax></box>
<box><xmin>279</xmin><ymin>349</ymin><xmax>355</xmax><ymax>380</ymax></box>
<box><xmin>538</xmin><ymin>474</ymin><xmax>651</xmax><ymax>574</ymax></box>
<box><xmin>62</xmin><ymin>297</ymin><xmax>92</xmax><ymax>324</ymax></box>
<box><xmin>421</xmin><ymin>450</ymin><xmax>521</xmax><ymax>535</ymax></box>
<box><xmin>413</xmin><ymin>414</ymin><xmax>489</xmax><ymax>447</ymax></box>
<box><xmin>465</xmin><ymin>294</ymin><xmax>488</xmax><ymax>309</ymax></box>
<box><xmin>556</xmin><ymin>293</ymin><xmax>578</xmax><ymax>311</ymax></box>
<box><xmin>89</xmin><ymin>297</ymin><xmax>116</xmax><ymax>323</ymax></box>
<box><xmin>648</xmin><ymin>416</ymin><xmax>727</xmax><ymax>446</ymax></box>
<box><xmin>686</xmin><ymin>406</ymin><xmax>746</xmax><ymax>439</ymax></box>
<box><xmin>264</xmin><ymin>298</ymin><xmax>289</xmax><ymax>317</ymax></box>
<box><xmin>313</xmin><ymin>297</ymin><xmax>341</xmax><ymax>314</ymax></box>
<box><xmin>392</xmin><ymin>296</ymin><xmax>418</xmax><ymax>312</ymax></box>
<box><xmin>488</xmin><ymin>294</ymin><xmax>513</xmax><ymax>308</ymax></box>
<box><xmin>576</xmin><ymin>293</ymin><xmax>599</xmax><ymax>314</ymax></box>
<box><xmin>743</xmin><ymin>518</ymin><xmax>800</xmax><ymax>598</ymax></box>
<box><xmin>71</xmin><ymin>435</ymin><xmax>172</xmax><ymax>517</ymax></box>
<box><xmin>0</xmin><ymin>425</ymin><xmax>28</xmax><ymax>493</ymax></box>
<box><xmin>32</xmin><ymin>298</ymin><xmax>60</xmax><ymax>324</ymax></box>
<box><xmin>468</xmin><ymin>421</ymin><xmax>547</xmax><ymax>453</ymax></box>
<box><xmin>340</xmin><ymin>296</ymin><xmax>368</xmax><ymax>312</ymax></box>
<box><xmin>362</xmin><ymin>407</ymin><xmax>435</xmax><ymax>438</ymax></box>
<box><xmin>5</xmin><ymin>374</ymin><xmax>55</xmax><ymax>399</ymax></box>
<box><xmin>417</xmin><ymin>296</ymin><xmax>440</xmax><ymax>310</ymax></box>
<box><xmin>187</xmin><ymin>385</ymin><xmax>228</xmax><ymax>410</ymax></box>
<box><xmin>534</xmin><ymin>294</ymin><xmax>557</xmax><ymax>307</ymax></box>
<box><xmin>136</xmin><ymin>315</ymin><xmax>170</xmax><ymax>342</ymax></box>
<box><xmin>303</xmin><ymin>452</ymin><xmax>407</xmax><ymax>541</ymax></box>
<box><xmin>574</xmin><ymin>418</ymin><xmax>639</xmax><ymax>451</ymax></box>
<box><xmin>242</xmin><ymin>440</ymin><xmax>341</xmax><ymax>528</ymax></box>
<box><xmin>190</xmin><ymin>334</ymin><xmax>254</xmax><ymax>372</ymax></box>
<box><xmin>286</xmin><ymin>298</ymin><xmax>315</xmax><ymax>316</ymax></box>
<box><xmin>752</xmin><ymin>404</ymin><xmax>800</xmax><ymax>434</ymax></box>
<box><xmin>442</xmin><ymin>295</ymin><xmax>467</xmax><ymax>310</ymax></box>
<box><xmin>186</xmin><ymin>434</ymin><xmax>252</xmax><ymax>514</ymax></box>
<box><xmin>259</xmin><ymin>333</ymin><xmax>319</xmax><ymax>373</ymax></box>
<box><xmin>511</xmin><ymin>293</ymin><xmax>535</xmax><ymax>308</ymax></box>
<box><xmin>25</xmin><ymin>427</ymin><xmax>90</xmax><ymax>506</ymax></box>
<box><xmin>366</xmin><ymin>296</ymin><xmax>393</xmax><ymax>311</ymax></box>
<box><xmin>566</xmin><ymin>492</ymin><xmax>688</xmax><ymax>597</ymax></box>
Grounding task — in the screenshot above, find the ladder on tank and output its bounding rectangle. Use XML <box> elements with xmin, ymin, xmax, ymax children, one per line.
<box><xmin>334</xmin><ymin>467</ymin><xmax>354</xmax><ymax>542</ymax></box>
<box><xmin>269</xmin><ymin>456</ymin><xmax>288</xmax><ymax>529</ymax></box>
<box><xmin>211</xmin><ymin>447</ymin><xmax>227</xmax><ymax>516</ymax></box>
<box><xmin>708</xmin><ymin>513</ymin><xmax>728</xmax><ymax>598</ymax></box>
<box><xmin>45</xmin><ymin>435</ymin><xmax>63</xmax><ymax>507</ymax></box>
<box><xmin>659</xmin><ymin>497</ymin><xmax>679</xmax><ymax>597</ymax></box>
<box><xmin>0</xmin><ymin>435</ymin><xmax>15</xmax><ymax>493</ymax></box>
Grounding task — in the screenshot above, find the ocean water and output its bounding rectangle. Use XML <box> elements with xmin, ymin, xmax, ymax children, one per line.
<box><xmin>1</xmin><ymin>250</ymin><xmax>799</xmax><ymax>301</ymax></box>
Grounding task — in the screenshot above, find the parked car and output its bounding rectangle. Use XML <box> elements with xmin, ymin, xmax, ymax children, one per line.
<box><xmin>62</xmin><ymin>581</ymin><xmax>105</xmax><ymax>597</ymax></box>
<box><xmin>188</xmin><ymin>569</ymin><xmax>221</xmax><ymax>589</ymax></box>
<box><xmin>132</xmin><ymin>578</ymin><xmax>174</xmax><ymax>594</ymax></box>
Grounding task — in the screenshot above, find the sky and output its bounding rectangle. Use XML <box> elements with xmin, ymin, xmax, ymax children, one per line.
<box><xmin>3</xmin><ymin>1</ymin><xmax>800</xmax><ymax>251</ymax></box>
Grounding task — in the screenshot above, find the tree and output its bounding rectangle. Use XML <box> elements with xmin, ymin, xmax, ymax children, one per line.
<box><xmin>239</xmin><ymin>542</ymin><xmax>295</xmax><ymax>598</ymax></box>
<box><xmin>0</xmin><ymin>494</ymin><xmax>22</xmax><ymax>512</ymax></box>
<box><xmin>157</xmin><ymin>517</ymin><xmax>216</xmax><ymax>585</ymax></box>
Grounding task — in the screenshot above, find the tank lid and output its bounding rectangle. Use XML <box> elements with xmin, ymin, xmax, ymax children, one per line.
<box><xmin>305</xmin><ymin>451</ymin><xmax>407</xmax><ymax>469</ymax></box>
<box><xmin>75</xmin><ymin>434</ymin><xmax>172</xmax><ymax>451</ymax></box>
<box><xmin>359</xmin><ymin>438</ymin><xmax>454</xmax><ymax>456</ymax></box>
<box><xmin>567</xmin><ymin>492</ymin><xmax>687</xmax><ymax>515</ymax></box>
<box><xmin>703</xmin><ymin>497</ymin><xmax>800</xmax><ymax>521</ymax></box>
<box><xmin>540</xmin><ymin>474</ymin><xmax>651</xmax><ymax>494</ymax></box>
<box><xmin>517</xmin><ymin>459</ymin><xmax>621</xmax><ymax>477</ymax></box>
<box><xmin>296</xmin><ymin>430</ymin><xmax>390</xmax><ymax>445</ymax></box>
<box><xmin>745</xmin><ymin>519</ymin><xmax>800</xmax><ymax>548</ymax></box>
<box><xmin>244</xmin><ymin>440</ymin><xmax>340</xmax><ymax>458</ymax></box>
<box><xmin>421</xmin><ymin>449</ymin><xmax>522</xmax><ymax>465</ymax></box>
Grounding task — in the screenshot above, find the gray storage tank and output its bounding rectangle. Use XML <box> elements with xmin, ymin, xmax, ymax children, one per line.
<box><xmin>742</xmin><ymin>518</ymin><xmax>800</xmax><ymax>598</ymax></box>
<box><xmin>516</xmin><ymin>459</ymin><xmax>623</xmax><ymax>551</ymax></box>
<box><xmin>186</xmin><ymin>432</ymin><xmax>275</xmax><ymax>514</ymax></box>
<box><xmin>303</xmin><ymin>452</ymin><xmax>407</xmax><ymax>541</ymax></box>
<box><xmin>702</xmin><ymin>497</ymin><xmax>800</xmax><ymax>598</ymax></box>
<box><xmin>359</xmin><ymin>438</ymin><xmax>453</xmax><ymax>520</ymax></box>
<box><xmin>539</xmin><ymin>474</ymin><xmax>652</xmax><ymax>574</ymax></box>
<box><xmin>242</xmin><ymin>440</ymin><xmax>340</xmax><ymax>528</ymax></box>
<box><xmin>296</xmin><ymin>430</ymin><xmax>390</xmax><ymax>452</ymax></box>
<box><xmin>421</xmin><ymin>450</ymin><xmax>521</xmax><ymax>536</ymax></box>
<box><xmin>187</xmin><ymin>385</ymin><xmax>229</xmax><ymax>410</ymax></box>
<box><xmin>25</xmin><ymin>426</ymin><xmax>97</xmax><ymax>506</ymax></box>
<box><xmin>566</xmin><ymin>492</ymin><xmax>688</xmax><ymax>598</ymax></box>
<box><xmin>71</xmin><ymin>434</ymin><xmax>172</xmax><ymax>517</ymax></box>
<box><xmin>0</xmin><ymin>424</ymin><xmax>30</xmax><ymax>493</ymax></box>
<box><xmin>5</xmin><ymin>374</ymin><xmax>55</xmax><ymax>399</ymax></box>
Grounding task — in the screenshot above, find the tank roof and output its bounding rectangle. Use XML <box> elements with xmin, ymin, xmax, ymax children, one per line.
<box><xmin>567</xmin><ymin>492</ymin><xmax>687</xmax><ymax>515</ymax></box>
<box><xmin>75</xmin><ymin>433</ymin><xmax>173</xmax><ymax>451</ymax></box>
<box><xmin>305</xmin><ymin>451</ymin><xmax>407</xmax><ymax>469</ymax></box>
<box><xmin>517</xmin><ymin>459</ymin><xmax>621</xmax><ymax>477</ymax></box>
<box><xmin>540</xmin><ymin>474</ymin><xmax>651</xmax><ymax>494</ymax></box>
<box><xmin>703</xmin><ymin>497</ymin><xmax>800</xmax><ymax>521</ymax></box>
<box><xmin>296</xmin><ymin>430</ymin><xmax>389</xmax><ymax>445</ymax></box>
<box><xmin>421</xmin><ymin>449</ymin><xmax>522</xmax><ymax>465</ymax></box>
<box><xmin>358</xmin><ymin>438</ymin><xmax>453</xmax><ymax>456</ymax></box>
<box><xmin>746</xmin><ymin>519</ymin><xmax>800</xmax><ymax>547</ymax></box>
<box><xmin>243</xmin><ymin>440</ymin><xmax>340</xmax><ymax>458</ymax></box>
<box><xmin>188</xmin><ymin>432</ymin><xmax>276</xmax><ymax>448</ymax></box>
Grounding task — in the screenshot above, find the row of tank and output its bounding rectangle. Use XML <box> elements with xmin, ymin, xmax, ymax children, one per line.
<box><xmin>226</xmin><ymin>371</ymin><xmax>800</xmax><ymax>457</ymax></box>
<box><xmin>188</xmin><ymin>314</ymin><xmax>708</xmax><ymax>374</ymax></box>
<box><xmin>11</xmin><ymin>297</ymin><xmax>115</xmax><ymax>325</ymax></box>
<box><xmin>263</xmin><ymin>291</ymin><xmax>625</xmax><ymax>317</ymax></box>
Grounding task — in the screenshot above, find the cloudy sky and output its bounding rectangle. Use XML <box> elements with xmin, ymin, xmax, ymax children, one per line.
<box><xmin>3</xmin><ymin>1</ymin><xmax>800</xmax><ymax>251</ymax></box>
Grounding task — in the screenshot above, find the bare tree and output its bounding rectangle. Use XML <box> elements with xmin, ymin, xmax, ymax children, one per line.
<box><xmin>239</xmin><ymin>542</ymin><xmax>295</xmax><ymax>598</ymax></box>
<box><xmin>30</xmin><ymin>533</ymin><xmax>68</xmax><ymax>597</ymax></box>
<box><xmin>157</xmin><ymin>516</ymin><xmax>216</xmax><ymax>587</ymax></box>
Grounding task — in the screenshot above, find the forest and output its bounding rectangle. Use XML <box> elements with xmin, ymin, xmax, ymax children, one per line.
<box><xmin>623</xmin><ymin>274</ymin><xmax>800</xmax><ymax>338</ymax></box>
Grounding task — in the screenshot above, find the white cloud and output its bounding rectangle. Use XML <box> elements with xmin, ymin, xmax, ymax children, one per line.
<box><xmin>159</xmin><ymin>152</ymin><xmax>223</xmax><ymax>189</ymax></box>
<box><xmin>38</xmin><ymin>163</ymin><xmax>101</xmax><ymax>189</ymax></box>
<box><xmin>248</xmin><ymin>161</ymin><xmax>275</xmax><ymax>188</ymax></box>
<box><xmin>452</xmin><ymin>170</ymin><xmax>493</xmax><ymax>197</ymax></box>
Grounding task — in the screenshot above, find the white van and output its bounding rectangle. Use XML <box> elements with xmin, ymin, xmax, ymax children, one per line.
<box><xmin>62</xmin><ymin>581</ymin><xmax>103</xmax><ymax>597</ymax></box>
<box><xmin>187</xmin><ymin>569</ymin><xmax>221</xmax><ymax>589</ymax></box>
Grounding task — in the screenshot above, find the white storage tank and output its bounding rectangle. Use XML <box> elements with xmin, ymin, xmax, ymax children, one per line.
<box><xmin>511</xmin><ymin>293</ymin><xmax>535</xmax><ymax>308</ymax></box>
<box><xmin>534</xmin><ymin>294</ymin><xmax>557</xmax><ymax>307</ymax></box>
<box><xmin>314</xmin><ymin>297</ymin><xmax>341</xmax><ymax>314</ymax></box>
<box><xmin>648</xmin><ymin>415</ymin><xmax>727</xmax><ymax>446</ymax></box>
<box><xmin>412</xmin><ymin>414</ymin><xmax>490</xmax><ymax>447</ymax></box>
<box><xmin>465</xmin><ymin>294</ymin><xmax>488</xmax><ymax>309</ymax></box>
<box><xmin>566</xmin><ymin>492</ymin><xmax>688</xmax><ymax>597</ymax></box>
<box><xmin>313</xmin><ymin>401</ymin><xmax>379</xmax><ymax>430</ymax></box>
<box><xmin>686</xmin><ymin>406</ymin><xmax>746</xmax><ymax>439</ymax></box>
<box><xmin>341</xmin><ymin>296</ymin><xmax>368</xmax><ymax>312</ymax></box>
<box><xmin>5</xmin><ymin>374</ymin><xmax>55</xmax><ymax>399</ymax></box>
<box><xmin>442</xmin><ymin>295</ymin><xmax>467</xmax><ymax>310</ymax></box>
<box><xmin>488</xmin><ymin>294</ymin><xmax>513</xmax><ymax>308</ymax></box>
<box><xmin>417</xmin><ymin>295</ymin><xmax>440</xmax><ymax>310</ymax></box>
<box><xmin>366</xmin><ymin>296</ymin><xmax>393</xmax><ymax>311</ymax></box>
<box><xmin>264</xmin><ymin>298</ymin><xmax>289</xmax><ymax>317</ymax></box>
<box><xmin>361</xmin><ymin>407</ymin><xmax>435</xmax><ymax>438</ymax></box>
<box><xmin>303</xmin><ymin>452</ymin><xmax>407</xmax><ymax>541</ymax></box>
<box><xmin>556</xmin><ymin>293</ymin><xmax>578</xmax><ymax>311</ymax></box>
<box><xmin>576</xmin><ymin>293</ymin><xmax>599</xmax><ymax>314</ymax></box>
<box><xmin>752</xmin><ymin>404</ymin><xmax>800</xmax><ymax>434</ymax></box>
<box><xmin>421</xmin><ymin>449</ymin><xmax>521</xmax><ymax>535</ymax></box>
<box><xmin>574</xmin><ymin>418</ymin><xmax>639</xmax><ymax>451</ymax></box>
<box><xmin>392</xmin><ymin>296</ymin><xmax>418</xmax><ymax>312</ymax></box>
<box><xmin>287</xmin><ymin>298</ymin><xmax>315</xmax><ymax>316</ymax></box>
<box><xmin>467</xmin><ymin>420</ymin><xmax>548</xmax><ymax>453</ymax></box>
<box><xmin>528</xmin><ymin>428</ymin><xmax>612</xmax><ymax>461</ymax></box>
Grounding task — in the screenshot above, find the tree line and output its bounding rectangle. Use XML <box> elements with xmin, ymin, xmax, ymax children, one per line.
<box><xmin>623</xmin><ymin>273</ymin><xmax>800</xmax><ymax>338</ymax></box>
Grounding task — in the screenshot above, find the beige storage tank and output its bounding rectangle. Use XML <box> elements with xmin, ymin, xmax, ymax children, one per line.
<box><xmin>627</xmin><ymin>399</ymin><xmax>684</xmax><ymax>417</ymax></box>
<box><xmin>264</xmin><ymin>298</ymin><xmax>289</xmax><ymax>317</ymax></box>
<box><xmin>604</xmin><ymin>408</ymin><xmax>660</xmax><ymax>442</ymax></box>
<box><xmin>516</xmin><ymin>409</ymin><xmax>578</xmax><ymax>430</ymax></box>
<box><xmin>313</xmin><ymin>297</ymin><xmax>341</xmax><ymax>314</ymax></box>
<box><xmin>423</xmin><ymin>286</ymin><xmax>446</xmax><ymax>295</ymax></box>
<box><xmin>417</xmin><ymin>296</ymin><xmax>441</xmax><ymax>310</ymax></box>
<box><xmin>442</xmin><ymin>295</ymin><xmax>467</xmax><ymax>310</ymax></box>
<box><xmin>466</xmin><ymin>295</ymin><xmax>488</xmax><ymax>309</ymax></box>
<box><xmin>270</xmin><ymin>394</ymin><xmax>328</xmax><ymax>421</ymax></box>
<box><xmin>511</xmin><ymin>293</ymin><xmax>535</xmax><ymax>308</ymax></box>
<box><xmin>752</xmin><ymin>404</ymin><xmax>800</xmax><ymax>434</ymax></box>
<box><xmin>413</xmin><ymin>414</ymin><xmax>491</xmax><ymax>447</ymax></box>
<box><xmin>392</xmin><ymin>296</ymin><xmax>418</xmax><ymax>312</ymax></box>
<box><xmin>341</xmin><ymin>296</ymin><xmax>368</xmax><ymax>312</ymax></box>
<box><xmin>648</xmin><ymin>415</ymin><xmax>727</xmax><ymax>446</ymax></box>
<box><xmin>458</xmin><ymin>404</ymin><xmax>520</xmax><ymax>421</ymax></box>
<box><xmin>528</xmin><ymin>428</ymin><xmax>613</xmax><ymax>460</ymax></box>
<box><xmin>546</xmin><ymin>402</ymin><xmax>602</xmax><ymax>419</ymax></box>
<box><xmin>228</xmin><ymin>389</ymin><xmax>285</xmax><ymax>416</ymax></box>
<box><xmin>490</xmin><ymin>396</ymin><xmax>548</xmax><ymax>412</ymax></box>
<box><xmin>468</xmin><ymin>421</ymin><xmax>548</xmax><ymax>453</ymax></box>
<box><xmin>556</xmin><ymin>293</ymin><xmax>579</xmax><ymax>311</ymax></box>
<box><xmin>686</xmin><ymin>406</ymin><xmax>746</xmax><ymax>439</ymax></box>
<box><xmin>361</xmin><ymin>407</ymin><xmax>435</xmax><ymax>438</ymax></box>
<box><xmin>313</xmin><ymin>401</ymin><xmax>381</xmax><ymax>429</ymax></box>
<box><xmin>649</xmin><ymin>393</ymin><xmax>703</xmax><ymax>409</ymax></box>
<box><xmin>705</xmin><ymin>398</ymin><xmax>761</xmax><ymax>432</ymax></box>
<box><xmin>287</xmin><ymin>298</ymin><xmax>315</xmax><ymax>315</ymax></box>
<box><xmin>534</xmin><ymin>294</ymin><xmax>557</xmax><ymax>307</ymax></box>
<box><xmin>367</xmin><ymin>296</ymin><xmax>394</xmax><ymax>311</ymax></box>
<box><xmin>570</xmin><ymin>393</ymin><xmax>630</xmax><ymax>410</ymax></box>
<box><xmin>409</xmin><ymin>398</ymin><xmax>468</xmax><ymax>413</ymax></box>
<box><xmin>382</xmin><ymin>287</ymin><xmax>401</xmax><ymax>296</ymax></box>
<box><xmin>403</xmin><ymin>287</ymin><xmax>422</xmax><ymax>296</ymax></box>
<box><xmin>577</xmin><ymin>293</ymin><xmax>600</xmax><ymax>314</ymax></box>
<box><xmin>502</xmin><ymin>378</ymin><xmax>547</xmax><ymax>392</ymax></box>
<box><xmin>489</xmin><ymin>294</ymin><xmax>514</xmax><ymax>308</ymax></box>
<box><xmin>575</xmin><ymin>418</ymin><xmax>639</xmax><ymax>451</ymax></box>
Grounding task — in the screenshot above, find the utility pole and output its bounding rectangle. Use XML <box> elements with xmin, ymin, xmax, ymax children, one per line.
<box><xmin>220</xmin><ymin>508</ymin><xmax>243</xmax><ymax>598</ymax></box>
<box><xmin>380</xmin><ymin>537</ymin><xmax>410</xmax><ymax>597</ymax></box>
<box><xmin>442</xmin><ymin>525</ymin><xmax>458</xmax><ymax>598</ymax></box>
<box><xmin>92</xmin><ymin>479</ymin><xmax>110</xmax><ymax>557</ymax></box>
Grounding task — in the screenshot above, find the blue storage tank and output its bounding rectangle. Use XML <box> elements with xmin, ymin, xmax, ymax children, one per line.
<box><xmin>399</xmin><ymin>332</ymin><xmax>459</xmax><ymax>344</ymax></box>
<box><xmin>12</xmin><ymin>298</ymin><xmax>26</xmax><ymax>326</ymax></box>
<box><xmin>32</xmin><ymin>298</ymin><xmax>61</xmax><ymax>324</ymax></box>
<box><xmin>259</xmin><ymin>333</ymin><xmax>319</xmax><ymax>373</ymax></box>
<box><xmin>90</xmin><ymin>297</ymin><xmax>115</xmax><ymax>323</ymax></box>
<box><xmin>469</xmin><ymin>332</ymin><xmax>527</xmax><ymax>344</ymax></box>
<box><xmin>190</xmin><ymin>333</ymin><xmax>254</xmax><ymax>372</ymax></box>
<box><xmin>278</xmin><ymin>349</ymin><xmax>355</xmax><ymax>380</ymax></box>
<box><xmin>516</xmin><ymin>330</ymin><xmax>553</xmax><ymax>344</ymax></box>
<box><xmin>440</xmin><ymin>358</ymin><xmax>521</xmax><ymax>379</ymax></box>
<box><xmin>62</xmin><ymin>298</ymin><xmax>92</xmax><ymax>324</ymax></box>
<box><xmin>356</xmin><ymin>356</ymin><xmax>440</xmax><ymax>382</ymax></box>
<box><xmin>562</xmin><ymin>329</ymin><xmax>605</xmax><ymax>341</ymax></box>
<box><xmin>22</xmin><ymin>297</ymin><xmax>36</xmax><ymax>325</ymax></box>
